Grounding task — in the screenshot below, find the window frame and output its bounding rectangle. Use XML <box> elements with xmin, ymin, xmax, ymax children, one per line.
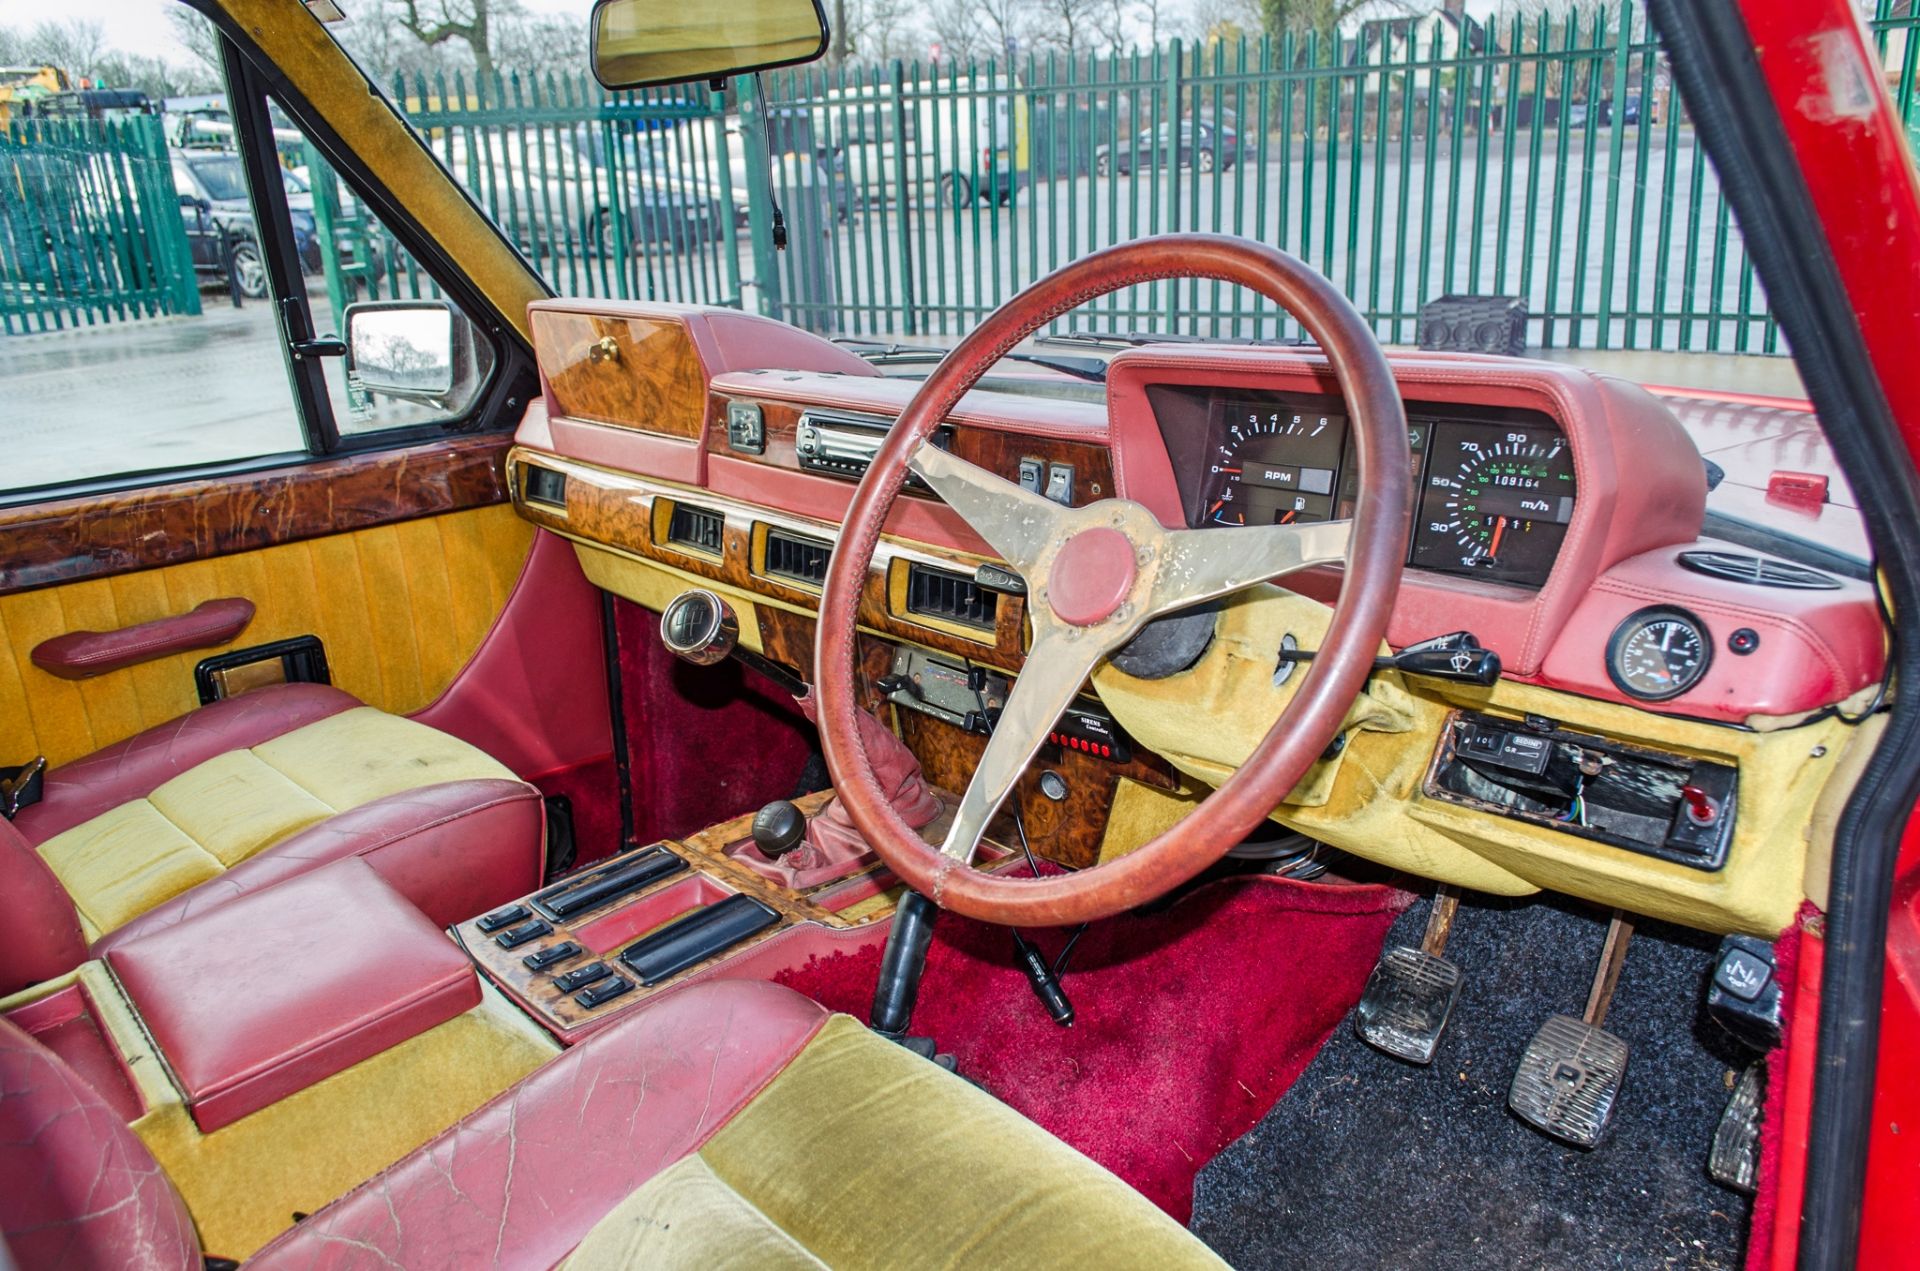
<box><xmin>0</xmin><ymin>20</ymin><xmax>539</xmax><ymax>510</ymax></box>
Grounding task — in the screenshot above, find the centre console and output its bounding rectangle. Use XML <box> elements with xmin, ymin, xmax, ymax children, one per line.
<box><xmin>455</xmin><ymin>790</ymin><xmax>1010</xmax><ymax>1042</ymax></box>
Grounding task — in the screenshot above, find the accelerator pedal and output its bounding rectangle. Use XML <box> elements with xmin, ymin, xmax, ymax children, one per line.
<box><xmin>1708</xmin><ymin>1064</ymin><xmax>1765</xmax><ymax>1194</ymax></box>
<box><xmin>1509</xmin><ymin>910</ymin><xmax>1634</xmax><ymax>1148</ymax></box>
<box><xmin>1356</xmin><ymin>886</ymin><xmax>1464</xmax><ymax>1064</ymax></box>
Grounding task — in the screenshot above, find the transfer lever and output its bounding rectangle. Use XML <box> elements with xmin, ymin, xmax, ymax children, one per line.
<box><xmin>1277</xmin><ymin>630</ymin><xmax>1502</xmax><ymax>686</ymax></box>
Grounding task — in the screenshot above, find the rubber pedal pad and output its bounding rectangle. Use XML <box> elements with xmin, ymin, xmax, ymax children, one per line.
<box><xmin>1508</xmin><ymin>1013</ymin><xmax>1630</xmax><ymax>1148</ymax></box>
<box><xmin>1354</xmin><ymin>944</ymin><xmax>1464</xmax><ymax>1065</ymax></box>
<box><xmin>1708</xmin><ymin>1063</ymin><xmax>1764</xmax><ymax>1194</ymax></box>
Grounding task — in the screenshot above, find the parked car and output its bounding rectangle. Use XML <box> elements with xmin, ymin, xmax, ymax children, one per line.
<box><xmin>1094</xmin><ymin>119</ymin><xmax>1239</xmax><ymax>177</ymax></box>
<box><xmin>171</xmin><ymin>148</ymin><xmax>382</xmax><ymax>298</ymax></box>
<box><xmin>441</xmin><ymin>125</ymin><xmax>724</xmax><ymax>259</ymax></box>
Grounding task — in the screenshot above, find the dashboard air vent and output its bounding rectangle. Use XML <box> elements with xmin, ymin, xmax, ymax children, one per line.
<box><xmin>521</xmin><ymin>464</ymin><xmax>566</xmax><ymax>509</ymax></box>
<box><xmin>764</xmin><ymin>529</ymin><xmax>831</xmax><ymax>586</ymax></box>
<box><xmin>665</xmin><ymin>504</ymin><xmax>724</xmax><ymax>555</ymax></box>
<box><xmin>905</xmin><ymin>564</ymin><xmax>997</xmax><ymax>631</ymax></box>
<box><xmin>1677</xmin><ymin>550</ymin><xmax>1842</xmax><ymax>591</ymax></box>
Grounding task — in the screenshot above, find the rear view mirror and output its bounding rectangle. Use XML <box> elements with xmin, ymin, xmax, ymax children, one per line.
<box><xmin>589</xmin><ymin>0</ymin><xmax>829</xmax><ymax>91</ymax></box>
<box><xmin>345</xmin><ymin>301</ymin><xmax>455</xmax><ymax>401</ymax></box>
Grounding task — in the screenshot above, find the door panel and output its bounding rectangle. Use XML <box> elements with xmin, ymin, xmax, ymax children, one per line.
<box><xmin>0</xmin><ymin>505</ymin><xmax>533</xmax><ymax>768</ymax></box>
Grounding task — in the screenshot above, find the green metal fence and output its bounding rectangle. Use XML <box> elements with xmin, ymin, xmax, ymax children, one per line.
<box><xmin>10</xmin><ymin>1</ymin><xmax>1920</xmax><ymax>352</ymax></box>
<box><xmin>0</xmin><ymin>114</ymin><xmax>199</xmax><ymax>335</ymax></box>
<box><xmin>749</xmin><ymin>2</ymin><xmax>1779</xmax><ymax>351</ymax></box>
<box><xmin>382</xmin><ymin>73</ymin><xmax>744</xmax><ymax>311</ymax></box>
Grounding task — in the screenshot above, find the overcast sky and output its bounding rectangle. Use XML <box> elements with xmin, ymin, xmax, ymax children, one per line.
<box><xmin>24</xmin><ymin>0</ymin><xmax>597</xmax><ymax>67</ymax></box>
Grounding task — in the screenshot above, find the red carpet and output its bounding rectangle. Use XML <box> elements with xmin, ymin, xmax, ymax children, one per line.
<box><xmin>776</xmin><ymin>874</ymin><xmax>1411</xmax><ymax>1221</ymax></box>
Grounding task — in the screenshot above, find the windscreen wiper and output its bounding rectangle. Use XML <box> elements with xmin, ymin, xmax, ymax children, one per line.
<box><xmin>832</xmin><ymin>338</ymin><xmax>1108</xmax><ymax>384</ymax></box>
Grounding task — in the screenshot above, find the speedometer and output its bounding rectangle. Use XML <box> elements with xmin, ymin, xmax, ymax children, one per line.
<box><xmin>1409</xmin><ymin>420</ymin><xmax>1577</xmax><ymax>588</ymax></box>
<box><xmin>1606</xmin><ymin>607</ymin><xmax>1712</xmax><ymax>701</ymax></box>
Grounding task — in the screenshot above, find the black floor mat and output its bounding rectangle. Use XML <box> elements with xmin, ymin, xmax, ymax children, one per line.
<box><xmin>1191</xmin><ymin>892</ymin><xmax>1756</xmax><ymax>1269</ymax></box>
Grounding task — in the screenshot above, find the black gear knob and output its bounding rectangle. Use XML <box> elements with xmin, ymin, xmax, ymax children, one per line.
<box><xmin>751</xmin><ymin>800</ymin><xmax>807</xmax><ymax>859</ymax></box>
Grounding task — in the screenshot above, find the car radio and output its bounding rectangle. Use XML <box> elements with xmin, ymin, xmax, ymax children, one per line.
<box><xmin>795</xmin><ymin>409</ymin><xmax>952</xmax><ymax>485</ymax></box>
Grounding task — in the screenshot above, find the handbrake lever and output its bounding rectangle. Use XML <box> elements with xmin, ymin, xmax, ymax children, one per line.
<box><xmin>1277</xmin><ymin>630</ymin><xmax>1503</xmax><ymax>687</ymax></box>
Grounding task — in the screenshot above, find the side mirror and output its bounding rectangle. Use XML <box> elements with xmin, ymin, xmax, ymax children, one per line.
<box><xmin>589</xmin><ymin>0</ymin><xmax>829</xmax><ymax>90</ymax></box>
<box><xmin>344</xmin><ymin>300</ymin><xmax>457</xmax><ymax>402</ymax></box>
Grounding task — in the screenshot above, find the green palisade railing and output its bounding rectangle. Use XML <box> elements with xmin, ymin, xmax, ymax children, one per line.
<box><xmin>10</xmin><ymin>1</ymin><xmax>1920</xmax><ymax>350</ymax></box>
<box><xmin>0</xmin><ymin>114</ymin><xmax>199</xmax><ymax>336</ymax></box>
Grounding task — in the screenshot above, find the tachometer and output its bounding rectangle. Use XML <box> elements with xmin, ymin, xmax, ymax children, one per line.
<box><xmin>1201</xmin><ymin>404</ymin><xmax>1348</xmax><ymax>527</ymax></box>
<box><xmin>1606</xmin><ymin>607</ymin><xmax>1712</xmax><ymax>701</ymax></box>
<box><xmin>1409</xmin><ymin>420</ymin><xmax>1577</xmax><ymax>588</ymax></box>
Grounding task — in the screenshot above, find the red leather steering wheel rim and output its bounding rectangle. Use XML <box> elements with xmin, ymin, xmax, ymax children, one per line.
<box><xmin>815</xmin><ymin>234</ymin><xmax>1410</xmax><ymax>926</ymax></box>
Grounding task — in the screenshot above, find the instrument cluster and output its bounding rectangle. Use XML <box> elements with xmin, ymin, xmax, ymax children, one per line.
<box><xmin>1179</xmin><ymin>391</ymin><xmax>1578</xmax><ymax>590</ymax></box>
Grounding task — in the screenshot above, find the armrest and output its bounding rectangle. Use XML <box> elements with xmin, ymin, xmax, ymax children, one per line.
<box><xmin>30</xmin><ymin>598</ymin><xmax>254</xmax><ymax>680</ymax></box>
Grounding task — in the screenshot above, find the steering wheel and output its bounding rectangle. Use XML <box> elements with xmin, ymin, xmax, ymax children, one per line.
<box><xmin>815</xmin><ymin>234</ymin><xmax>1410</xmax><ymax>927</ymax></box>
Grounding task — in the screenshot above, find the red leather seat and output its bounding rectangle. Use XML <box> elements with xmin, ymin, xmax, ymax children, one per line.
<box><xmin>0</xmin><ymin>980</ymin><xmax>1223</xmax><ymax>1269</ymax></box>
<box><xmin>0</xmin><ymin>683</ymin><xmax>546</xmax><ymax>996</ymax></box>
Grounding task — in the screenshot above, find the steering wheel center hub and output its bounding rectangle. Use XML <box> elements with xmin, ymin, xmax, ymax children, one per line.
<box><xmin>1047</xmin><ymin>526</ymin><xmax>1138</xmax><ymax>626</ymax></box>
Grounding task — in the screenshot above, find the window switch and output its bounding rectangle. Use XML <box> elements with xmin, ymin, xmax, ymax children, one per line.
<box><xmin>574</xmin><ymin>974</ymin><xmax>633</xmax><ymax>1009</ymax></box>
<box><xmin>493</xmin><ymin>917</ymin><xmax>551</xmax><ymax>949</ymax></box>
<box><xmin>1017</xmin><ymin>457</ymin><xmax>1044</xmax><ymax>493</ymax></box>
<box><xmin>476</xmin><ymin>903</ymin><xmax>530</xmax><ymax>933</ymax></box>
<box><xmin>523</xmin><ymin>941</ymin><xmax>582</xmax><ymax>972</ymax></box>
<box><xmin>552</xmin><ymin>962</ymin><xmax>613</xmax><ymax>993</ymax></box>
<box><xmin>1044</xmin><ymin>462</ymin><xmax>1074</xmax><ymax>505</ymax></box>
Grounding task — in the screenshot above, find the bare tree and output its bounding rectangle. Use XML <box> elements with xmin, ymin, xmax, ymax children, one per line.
<box><xmin>165</xmin><ymin>9</ymin><xmax>224</xmax><ymax>76</ymax></box>
<box><xmin>1035</xmin><ymin>0</ymin><xmax>1107</xmax><ymax>57</ymax></box>
<box><xmin>1188</xmin><ymin>0</ymin><xmax>1262</xmax><ymax>43</ymax></box>
<box><xmin>26</xmin><ymin>19</ymin><xmax>111</xmax><ymax>83</ymax></box>
<box><xmin>926</xmin><ymin>0</ymin><xmax>989</xmax><ymax>62</ymax></box>
<box><xmin>396</xmin><ymin>0</ymin><xmax>506</xmax><ymax>83</ymax></box>
<box><xmin>848</xmin><ymin>0</ymin><xmax>922</xmax><ymax>63</ymax></box>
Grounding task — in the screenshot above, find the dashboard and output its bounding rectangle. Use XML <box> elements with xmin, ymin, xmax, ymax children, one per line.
<box><xmin>1154</xmin><ymin>388</ymin><xmax>1577</xmax><ymax>590</ymax></box>
<box><xmin>504</xmin><ymin>299</ymin><xmax>1887</xmax><ymax>939</ymax></box>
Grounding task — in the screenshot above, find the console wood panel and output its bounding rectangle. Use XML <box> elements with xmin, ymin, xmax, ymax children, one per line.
<box><xmin>532</xmin><ymin>309</ymin><xmax>707</xmax><ymax>437</ymax></box>
<box><xmin>0</xmin><ymin>435</ymin><xmax>510</xmax><ymax>595</ymax></box>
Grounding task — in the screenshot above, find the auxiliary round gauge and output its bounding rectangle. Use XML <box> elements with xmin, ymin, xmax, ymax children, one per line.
<box><xmin>1606</xmin><ymin>606</ymin><xmax>1712</xmax><ymax>701</ymax></box>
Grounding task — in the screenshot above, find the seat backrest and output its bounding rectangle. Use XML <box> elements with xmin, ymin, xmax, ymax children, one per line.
<box><xmin>0</xmin><ymin>818</ymin><xmax>86</xmax><ymax>996</ymax></box>
<box><xmin>0</xmin><ymin>1015</ymin><xmax>199</xmax><ymax>1270</ymax></box>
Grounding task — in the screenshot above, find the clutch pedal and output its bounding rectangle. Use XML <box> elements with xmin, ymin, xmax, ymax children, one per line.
<box><xmin>1708</xmin><ymin>1063</ymin><xmax>1764</xmax><ymax>1194</ymax></box>
<box><xmin>1508</xmin><ymin>911</ymin><xmax>1633</xmax><ymax>1148</ymax></box>
<box><xmin>1355</xmin><ymin>886</ymin><xmax>1464</xmax><ymax>1065</ymax></box>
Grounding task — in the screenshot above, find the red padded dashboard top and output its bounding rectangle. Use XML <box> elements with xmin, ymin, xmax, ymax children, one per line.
<box><xmin>517</xmin><ymin>303</ymin><xmax>1885</xmax><ymax>723</ymax></box>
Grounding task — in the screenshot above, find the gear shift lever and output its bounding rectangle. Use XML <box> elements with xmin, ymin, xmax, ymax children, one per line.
<box><xmin>751</xmin><ymin>800</ymin><xmax>808</xmax><ymax>859</ymax></box>
<box><xmin>733</xmin><ymin>693</ymin><xmax>942</xmax><ymax>891</ymax></box>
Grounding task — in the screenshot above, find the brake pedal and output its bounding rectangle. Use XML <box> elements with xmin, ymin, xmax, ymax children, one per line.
<box><xmin>1356</xmin><ymin>886</ymin><xmax>1464</xmax><ymax>1064</ymax></box>
<box><xmin>1708</xmin><ymin>1063</ymin><xmax>1764</xmax><ymax>1194</ymax></box>
<box><xmin>1508</xmin><ymin>911</ymin><xmax>1633</xmax><ymax>1148</ymax></box>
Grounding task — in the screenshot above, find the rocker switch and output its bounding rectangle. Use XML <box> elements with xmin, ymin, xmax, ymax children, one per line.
<box><xmin>1017</xmin><ymin>457</ymin><xmax>1044</xmax><ymax>494</ymax></box>
<box><xmin>1044</xmin><ymin>463</ymin><xmax>1075</xmax><ymax>505</ymax></box>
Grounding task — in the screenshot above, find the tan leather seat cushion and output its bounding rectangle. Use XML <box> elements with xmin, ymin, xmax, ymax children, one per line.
<box><xmin>37</xmin><ymin>707</ymin><xmax>516</xmax><ymax>938</ymax></box>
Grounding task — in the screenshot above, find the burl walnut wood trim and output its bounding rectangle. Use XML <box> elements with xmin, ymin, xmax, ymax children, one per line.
<box><xmin>706</xmin><ymin>394</ymin><xmax>1118</xmax><ymax>506</ymax></box>
<box><xmin>898</xmin><ymin>708</ymin><xmax>1179</xmax><ymax>870</ymax></box>
<box><xmin>532</xmin><ymin>309</ymin><xmax>708</xmax><ymax>438</ymax></box>
<box><xmin>509</xmin><ymin>447</ymin><xmax>1032</xmax><ymax>672</ymax></box>
<box><xmin>0</xmin><ymin>435</ymin><xmax>511</xmax><ymax>595</ymax></box>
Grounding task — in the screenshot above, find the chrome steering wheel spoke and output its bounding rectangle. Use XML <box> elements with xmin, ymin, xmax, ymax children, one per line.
<box><xmin>1144</xmin><ymin>519</ymin><xmax>1352</xmax><ymax>618</ymax></box>
<box><xmin>936</xmin><ymin>620</ymin><xmax>1124</xmax><ymax>864</ymax></box>
<box><xmin>908</xmin><ymin>441</ymin><xmax>1066</xmax><ymax>574</ymax></box>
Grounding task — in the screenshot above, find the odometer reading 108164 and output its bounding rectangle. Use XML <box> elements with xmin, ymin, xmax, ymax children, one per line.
<box><xmin>1408</xmin><ymin>419</ymin><xmax>1578</xmax><ymax>589</ymax></box>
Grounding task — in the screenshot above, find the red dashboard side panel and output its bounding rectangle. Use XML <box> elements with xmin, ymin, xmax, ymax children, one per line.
<box><xmin>1537</xmin><ymin>545</ymin><xmax>1885</xmax><ymax>722</ymax></box>
<box><xmin>412</xmin><ymin>528</ymin><xmax>612</xmax><ymax>782</ymax></box>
